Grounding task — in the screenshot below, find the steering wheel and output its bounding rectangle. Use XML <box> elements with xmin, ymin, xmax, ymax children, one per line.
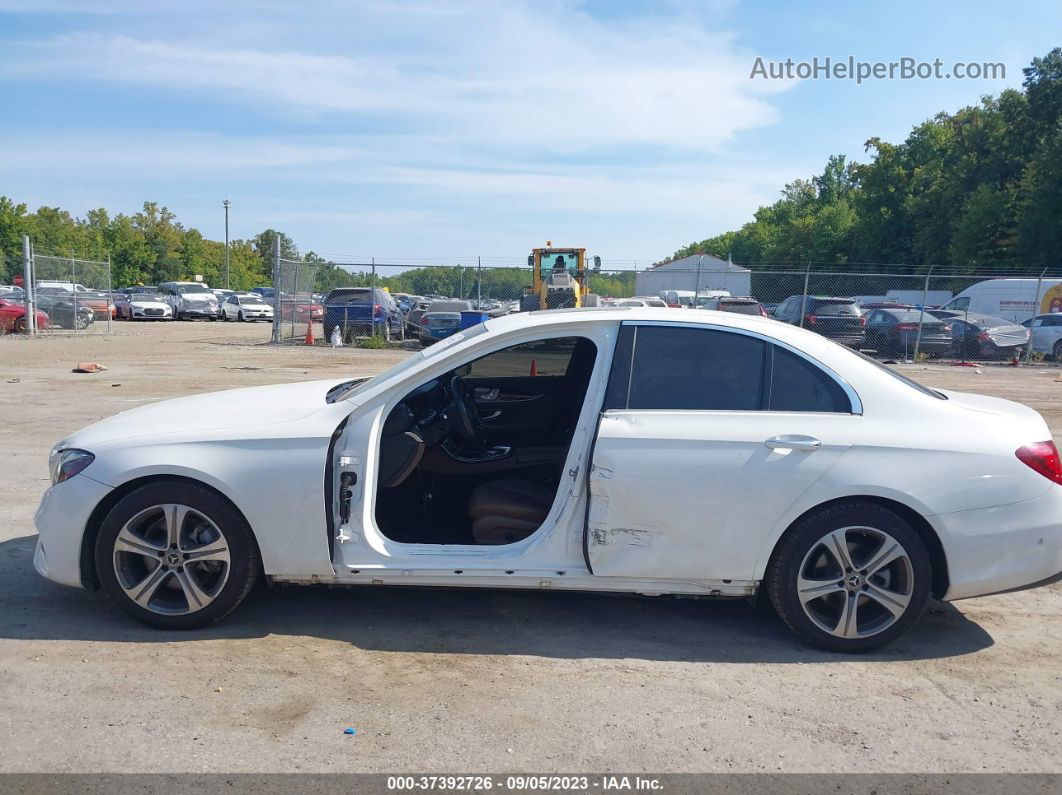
<box><xmin>448</xmin><ymin>376</ymin><xmax>486</xmax><ymax>448</ymax></box>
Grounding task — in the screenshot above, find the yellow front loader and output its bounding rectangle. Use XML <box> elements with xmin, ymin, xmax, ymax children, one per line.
<box><xmin>519</xmin><ymin>244</ymin><xmax>602</xmax><ymax>312</ymax></box>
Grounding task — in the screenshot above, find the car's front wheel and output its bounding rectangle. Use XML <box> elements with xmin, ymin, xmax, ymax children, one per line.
<box><xmin>766</xmin><ymin>502</ymin><xmax>931</xmax><ymax>652</ymax></box>
<box><xmin>95</xmin><ymin>481</ymin><xmax>259</xmax><ymax>629</ymax></box>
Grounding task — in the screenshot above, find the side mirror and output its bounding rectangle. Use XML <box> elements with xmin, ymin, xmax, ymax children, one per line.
<box><xmin>593</xmin><ymin>256</ymin><xmax>601</xmax><ymax>269</ymax></box>
<box><xmin>527</xmin><ymin>255</ymin><xmax>534</xmax><ymax>267</ymax></box>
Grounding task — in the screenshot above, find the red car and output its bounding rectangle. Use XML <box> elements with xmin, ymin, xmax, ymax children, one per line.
<box><xmin>0</xmin><ymin>298</ymin><xmax>50</xmax><ymax>332</ymax></box>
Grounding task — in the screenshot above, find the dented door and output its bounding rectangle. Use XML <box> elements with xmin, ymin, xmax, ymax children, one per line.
<box><xmin>585</xmin><ymin>409</ymin><xmax>849</xmax><ymax>582</ymax></box>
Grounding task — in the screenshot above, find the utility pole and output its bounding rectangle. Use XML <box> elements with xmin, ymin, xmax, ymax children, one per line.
<box><xmin>223</xmin><ymin>199</ymin><xmax>231</xmax><ymax>289</ymax></box>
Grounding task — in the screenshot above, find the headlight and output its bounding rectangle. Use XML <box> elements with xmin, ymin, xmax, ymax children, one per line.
<box><xmin>49</xmin><ymin>448</ymin><xmax>95</xmax><ymax>485</ymax></box>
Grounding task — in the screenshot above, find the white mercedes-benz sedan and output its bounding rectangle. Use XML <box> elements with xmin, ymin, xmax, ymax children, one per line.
<box><xmin>34</xmin><ymin>308</ymin><xmax>1062</xmax><ymax>652</ymax></box>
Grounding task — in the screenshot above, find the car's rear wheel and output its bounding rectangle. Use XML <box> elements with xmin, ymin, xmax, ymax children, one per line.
<box><xmin>382</xmin><ymin>322</ymin><xmax>392</xmax><ymax>343</ymax></box>
<box><xmin>14</xmin><ymin>317</ymin><xmax>27</xmax><ymax>333</ymax></box>
<box><xmin>238</xmin><ymin>311</ymin><xmax>244</xmax><ymax>322</ymax></box>
<box><xmin>766</xmin><ymin>502</ymin><xmax>931</xmax><ymax>652</ymax></box>
<box><xmin>1053</xmin><ymin>340</ymin><xmax>1062</xmax><ymax>361</ymax></box>
<box><xmin>95</xmin><ymin>482</ymin><xmax>259</xmax><ymax>629</ymax></box>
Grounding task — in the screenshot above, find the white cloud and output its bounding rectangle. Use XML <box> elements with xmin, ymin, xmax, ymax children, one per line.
<box><xmin>8</xmin><ymin>1</ymin><xmax>788</xmax><ymax>153</ymax></box>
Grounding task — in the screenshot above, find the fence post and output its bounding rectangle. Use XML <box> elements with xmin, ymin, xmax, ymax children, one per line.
<box><xmin>694</xmin><ymin>256</ymin><xmax>703</xmax><ymax>303</ymax></box>
<box><xmin>798</xmin><ymin>261</ymin><xmax>811</xmax><ymax>328</ymax></box>
<box><xmin>911</xmin><ymin>265</ymin><xmax>935</xmax><ymax>362</ymax></box>
<box><xmin>70</xmin><ymin>252</ymin><xmax>79</xmax><ymax>335</ymax></box>
<box><xmin>1026</xmin><ymin>268</ymin><xmax>1048</xmax><ymax>363</ymax></box>
<box><xmin>105</xmin><ymin>253</ymin><xmax>113</xmax><ymax>334</ymax></box>
<box><xmin>270</xmin><ymin>235</ymin><xmax>281</xmax><ymax>344</ymax></box>
<box><xmin>477</xmin><ymin>256</ymin><xmax>482</xmax><ymax>307</ymax></box>
<box><xmin>22</xmin><ymin>235</ymin><xmax>35</xmax><ymax>335</ymax></box>
<box><xmin>370</xmin><ymin>258</ymin><xmax>377</xmax><ymax>338</ymax></box>
<box><xmin>291</xmin><ymin>266</ymin><xmax>300</xmax><ymax>340</ymax></box>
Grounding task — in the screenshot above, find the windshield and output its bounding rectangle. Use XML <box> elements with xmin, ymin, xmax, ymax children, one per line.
<box><xmin>543</xmin><ymin>251</ymin><xmax>580</xmax><ymax>277</ymax></box>
<box><xmin>330</xmin><ymin>323</ymin><xmax>492</xmax><ymax>402</ymax></box>
<box><xmin>178</xmin><ymin>285</ymin><xmax>212</xmax><ymax>294</ymax></box>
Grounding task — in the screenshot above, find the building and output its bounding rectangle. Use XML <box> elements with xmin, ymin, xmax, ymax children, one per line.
<box><xmin>635</xmin><ymin>254</ymin><xmax>752</xmax><ymax>298</ymax></box>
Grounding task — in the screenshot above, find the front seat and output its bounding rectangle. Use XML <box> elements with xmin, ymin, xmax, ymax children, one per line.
<box><xmin>468</xmin><ymin>479</ymin><xmax>555</xmax><ymax>545</ymax></box>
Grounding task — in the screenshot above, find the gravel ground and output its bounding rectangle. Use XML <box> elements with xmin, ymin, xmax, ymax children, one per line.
<box><xmin>1</xmin><ymin>322</ymin><xmax>1061</xmax><ymax>773</ymax></box>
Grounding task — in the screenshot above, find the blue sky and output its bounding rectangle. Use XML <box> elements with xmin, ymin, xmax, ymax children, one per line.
<box><xmin>0</xmin><ymin>0</ymin><xmax>1058</xmax><ymax>265</ymax></box>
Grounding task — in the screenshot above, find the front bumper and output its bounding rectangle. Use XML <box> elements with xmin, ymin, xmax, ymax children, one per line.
<box><xmin>936</xmin><ymin>485</ymin><xmax>1062</xmax><ymax>600</ymax></box>
<box><xmin>34</xmin><ymin>474</ymin><xmax>114</xmax><ymax>589</ymax></box>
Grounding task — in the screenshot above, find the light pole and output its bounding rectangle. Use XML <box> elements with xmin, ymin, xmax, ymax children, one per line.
<box><xmin>223</xmin><ymin>199</ymin><xmax>231</xmax><ymax>289</ymax></box>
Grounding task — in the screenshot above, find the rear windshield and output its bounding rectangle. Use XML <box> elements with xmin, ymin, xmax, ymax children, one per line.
<box><xmin>848</xmin><ymin>347</ymin><xmax>946</xmax><ymax>399</ymax></box>
<box><xmin>721</xmin><ymin>300</ymin><xmax>762</xmax><ymax>315</ymax></box>
<box><xmin>810</xmin><ymin>299</ymin><xmax>860</xmax><ymax>315</ymax></box>
<box><xmin>177</xmin><ymin>285</ymin><xmax>211</xmax><ymax>294</ymax></box>
<box><xmin>324</xmin><ymin>289</ymin><xmax>383</xmax><ymax>304</ymax></box>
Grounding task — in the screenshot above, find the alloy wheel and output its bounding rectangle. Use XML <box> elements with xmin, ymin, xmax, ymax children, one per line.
<box><xmin>112</xmin><ymin>503</ymin><xmax>232</xmax><ymax>616</ymax></box>
<box><xmin>795</xmin><ymin>526</ymin><xmax>914</xmax><ymax>639</ymax></box>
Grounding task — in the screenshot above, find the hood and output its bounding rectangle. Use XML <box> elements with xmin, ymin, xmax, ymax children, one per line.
<box><xmin>62</xmin><ymin>379</ymin><xmax>346</xmax><ymax>448</ymax></box>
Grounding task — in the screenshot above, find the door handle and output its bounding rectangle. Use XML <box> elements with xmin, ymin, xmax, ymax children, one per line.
<box><xmin>764</xmin><ymin>435</ymin><xmax>821</xmax><ymax>452</ymax></box>
<box><xmin>479</xmin><ymin>410</ymin><xmax>502</xmax><ymax>421</ymax></box>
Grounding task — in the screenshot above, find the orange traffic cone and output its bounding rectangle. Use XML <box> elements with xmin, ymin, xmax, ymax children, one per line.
<box><xmin>530</xmin><ymin>359</ymin><xmax>537</xmax><ymax>376</ymax></box>
<box><xmin>304</xmin><ymin>323</ymin><xmax>315</xmax><ymax>346</ymax></box>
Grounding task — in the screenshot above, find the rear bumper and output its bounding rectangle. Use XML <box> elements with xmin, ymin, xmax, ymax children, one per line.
<box><xmin>936</xmin><ymin>486</ymin><xmax>1062</xmax><ymax>600</ymax></box>
<box><xmin>34</xmin><ymin>474</ymin><xmax>114</xmax><ymax>589</ymax></box>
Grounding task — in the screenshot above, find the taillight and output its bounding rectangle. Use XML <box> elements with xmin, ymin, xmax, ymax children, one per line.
<box><xmin>420</xmin><ymin>315</ymin><xmax>428</xmax><ymax>325</ymax></box>
<box><xmin>373</xmin><ymin>303</ymin><xmax>382</xmax><ymax>316</ymax></box>
<box><xmin>943</xmin><ymin>324</ymin><xmax>952</xmax><ymax>332</ymax></box>
<box><xmin>1016</xmin><ymin>441</ymin><xmax>1062</xmax><ymax>485</ymax></box>
<box><xmin>897</xmin><ymin>322</ymin><xmax>919</xmax><ymax>331</ymax></box>
<box><xmin>759</xmin><ymin>306</ymin><xmax>768</xmax><ymax>317</ymax></box>
<box><xmin>804</xmin><ymin>315</ymin><xmax>817</xmax><ymax>325</ymax></box>
<box><xmin>978</xmin><ymin>331</ymin><xmax>990</xmax><ymax>342</ymax></box>
<box><xmin>859</xmin><ymin>315</ymin><xmax>867</xmax><ymax>327</ymax></box>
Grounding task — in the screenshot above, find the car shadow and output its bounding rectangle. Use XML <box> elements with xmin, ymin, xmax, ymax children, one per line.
<box><xmin>1</xmin><ymin>534</ymin><xmax>993</xmax><ymax>662</ymax></box>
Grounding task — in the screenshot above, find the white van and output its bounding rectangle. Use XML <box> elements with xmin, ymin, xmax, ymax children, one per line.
<box><xmin>659</xmin><ymin>289</ymin><xmax>698</xmax><ymax>308</ymax></box>
<box><xmin>940</xmin><ymin>279</ymin><xmax>1062</xmax><ymax>323</ymax></box>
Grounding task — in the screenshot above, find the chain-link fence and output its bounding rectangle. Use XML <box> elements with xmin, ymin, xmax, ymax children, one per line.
<box><xmin>269</xmin><ymin>255</ymin><xmax>1062</xmax><ymax>363</ymax></box>
<box><xmin>2</xmin><ymin>238</ymin><xmax>115</xmax><ymax>336</ymax></box>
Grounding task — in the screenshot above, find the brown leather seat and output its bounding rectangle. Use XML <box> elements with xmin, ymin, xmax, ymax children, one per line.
<box><xmin>468</xmin><ymin>479</ymin><xmax>555</xmax><ymax>544</ymax></box>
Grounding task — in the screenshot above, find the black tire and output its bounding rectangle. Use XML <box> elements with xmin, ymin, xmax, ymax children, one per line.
<box><xmin>95</xmin><ymin>481</ymin><xmax>259</xmax><ymax>629</ymax></box>
<box><xmin>238</xmin><ymin>311</ymin><xmax>244</xmax><ymax>322</ymax></box>
<box><xmin>1054</xmin><ymin>340</ymin><xmax>1062</xmax><ymax>361</ymax></box>
<box><xmin>382</xmin><ymin>322</ymin><xmax>392</xmax><ymax>343</ymax></box>
<box><xmin>766</xmin><ymin>501</ymin><xmax>931</xmax><ymax>653</ymax></box>
<box><xmin>14</xmin><ymin>316</ymin><xmax>27</xmax><ymax>333</ymax></box>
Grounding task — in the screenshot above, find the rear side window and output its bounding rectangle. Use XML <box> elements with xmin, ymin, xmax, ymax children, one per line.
<box><xmin>769</xmin><ymin>347</ymin><xmax>851</xmax><ymax>412</ymax></box>
<box><xmin>606</xmin><ymin>324</ymin><xmax>856</xmax><ymax>413</ymax></box>
<box><xmin>625</xmin><ymin>326</ymin><xmax>766</xmax><ymax>410</ymax></box>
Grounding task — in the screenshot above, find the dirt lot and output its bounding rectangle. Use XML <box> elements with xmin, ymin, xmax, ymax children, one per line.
<box><xmin>1</xmin><ymin>322</ymin><xmax>1061</xmax><ymax>773</ymax></box>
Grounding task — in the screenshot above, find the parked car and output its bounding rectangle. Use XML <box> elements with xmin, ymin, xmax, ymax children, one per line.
<box><xmin>36</xmin><ymin>287</ymin><xmax>114</xmax><ymax>320</ymax></box>
<box><xmin>698</xmin><ymin>296</ymin><xmax>769</xmax><ymax>317</ymax></box>
<box><xmin>250</xmin><ymin>287</ymin><xmax>275</xmax><ymax>302</ymax></box>
<box><xmin>222</xmin><ymin>293</ymin><xmax>275</xmax><ymax>322</ymax></box>
<box><xmin>0</xmin><ymin>297</ymin><xmax>48</xmax><ymax>332</ymax></box>
<box><xmin>322</xmin><ymin>288</ymin><xmax>404</xmax><ymax>343</ymax></box>
<box><xmin>418</xmin><ymin>299</ymin><xmax>472</xmax><ymax>345</ymax></box>
<box><xmin>939</xmin><ymin>278</ymin><xmax>1062</xmax><ymax>324</ymax></box>
<box><xmin>0</xmin><ymin>285</ymin><xmax>25</xmax><ymax>299</ymax></box>
<box><xmin>405</xmin><ymin>300</ymin><xmax>433</xmax><ymax>330</ymax></box>
<box><xmin>951</xmin><ymin>314</ymin><xmax>1031</xmax><ymax>359</ymax></box>
<box><xmin>34</xmin><ymin>294</ymin><xmax>95</xmax><ymax>330</ymax></box>
<box><xmin>114</xmin><ymin>287</ymin><xmax>172</xmax><ymax>321</ymax></box>
<box><xmin>158</xmin><ymin>281</ymin><xmax>220</xmax><ymax>321</ymax></box>
<box><xmin>36</xmin><ymin>280</ymin><xmax>92</xmax><ymax>294</ymax></box>
<box><xmin>1021</xmin><ymin>314</ymin><xmax>1062</xmax><ymax>360</ymax></box>
<box><xmin>774</xmin><ymin>296</ymin><xmax>866</xmax><ymax>347</ymax></box>
<box><xmin>34</xmin><ymin>308</ymin><xmax>1062</xmax><ymax>653</ymax></box>
<box><xmin>863</xmin><ymin>309</ymin><xmax>952</xmax><ymax>357</ymax></box>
